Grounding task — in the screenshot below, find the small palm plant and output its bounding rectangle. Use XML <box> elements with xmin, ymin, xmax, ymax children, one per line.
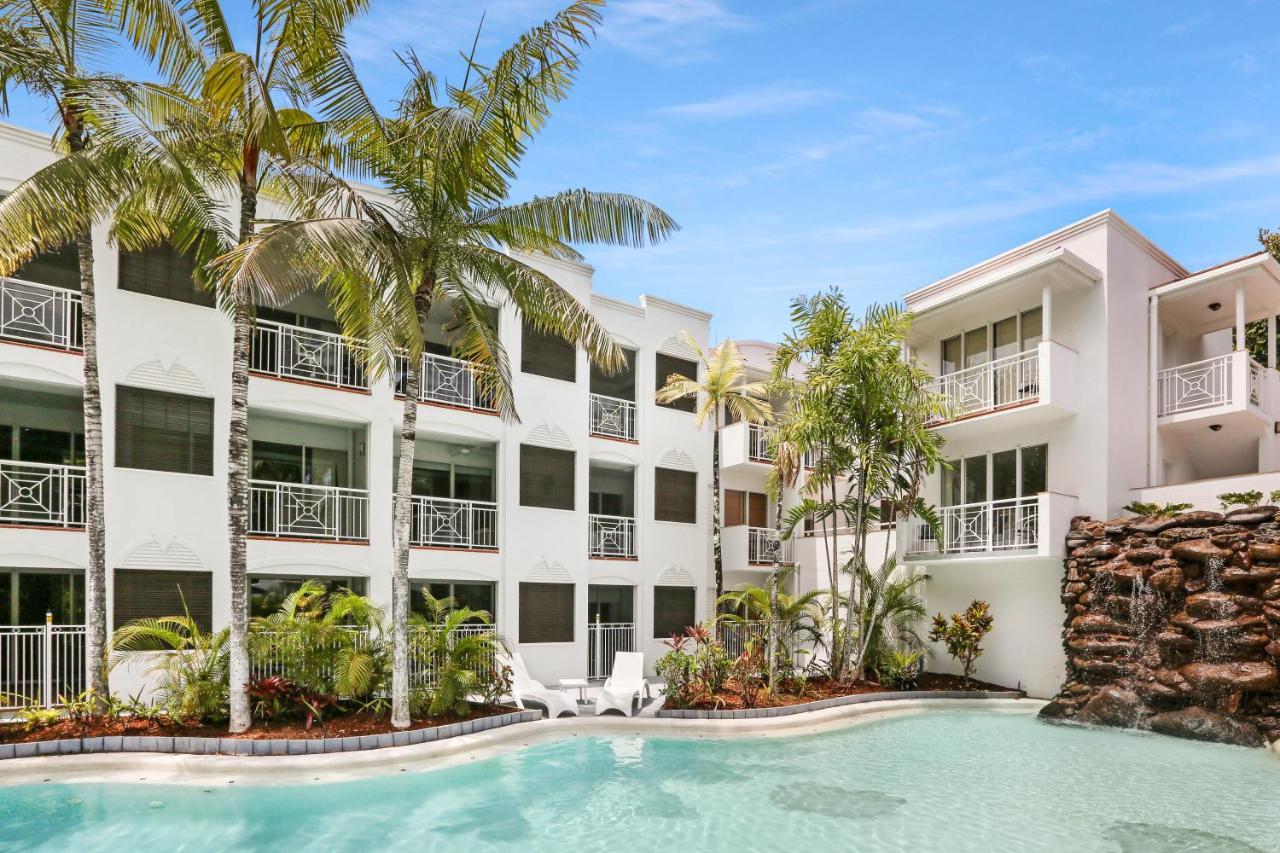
<box><xmin>717</xmin><ymin>566</ymin><xmax>827</xmax><ymax>694</ymax></box>
<box><xmin>110</xmin><ymin>605</ymin><xmax>230</xmax><ymax>723</ymax></box>
<box><xmin>409</xmin><ymin>590</ymin><xmax>505</xmax><ymax>718</ymax></box>
<box><xmin>656</xmin><ymin>335</ymin><xmax>773</xmax><ymax>607</ymax></box>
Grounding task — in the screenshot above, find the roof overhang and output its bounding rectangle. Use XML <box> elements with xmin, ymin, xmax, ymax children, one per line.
<box><xmin>1151</xmin><ymin>253</ymin><xmax>1280</xmax><ymax>336</ymax></box>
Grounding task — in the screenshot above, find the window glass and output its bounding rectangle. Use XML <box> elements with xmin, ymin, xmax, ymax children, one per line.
<box><xmin>248</xmin><ymin>575</ymin><xmax>368</xmax><ymax>618</ymax></box>
<box><xmin>13</xmin><ymin>243</ymin><xmax>81</xmax><ymax>291</ymax></box>
<box><xmin>1021</xmin><ymin>307</ymin><xmax>1043</xmax><ymax>351</ymax></box>
<box><xmin>589</xmin><ymin>347</ymin><xmax>636</xmax><ymax>400</ymax></box>
<box><xmin>993</xmin><ymin>317</ymin><xmax>1018</xmax><ymax>361</ymax></box>
<box><xmin>304</xmin><ymin>447</ymin><xmax>347</xmax><ymax>487</ymax></box>
<box><xmin>453</xmin><ymin>465</ymin><xmax>494</xmax><ymax>502</ymax></box>
<box><xmin>412</xmin><ymin>461</ymin><xmax>451</xmax><ymax>496</ymax></box>
<box><xmin>963</xmin><ymin>455</ymin><xmax>987</xmax><ymax>504</ymax></box>
<box><xmin>653</xmin><ymin>586</ymin><xmax>696</xmax><ymax>638</ymax></box>
<box><xmin>0</xmin><ymin>424</ymin><xmax>11</xmax><ymax>459</ymax></box>
<box><xmin>252</xmin><ymin>441</ymin><xmax>304</xmax><ymax>483</ymax></box>
<box><xmin>521</xmin><ymin>321</ymin><xmax>576</xmax><ymax>382</ymax></box>
<box><xmin>992</xmin><ymin>449</ymin><xmax>1017</xmax><ymax>501</ymax></box>
<box><xmin>6</xmin><ymin>570</ymin><xmax>83</xmax><ymax>624</ymax></box>
<box><xmin>1021</xmin><ymin>444</ymin><xmax>1048</xmax><ymax>496</ymax></box>
<box><xmin>963</xmin><ymin>327</ymin><xmax>988</xmax><ymax>367</ymax></box>
<box><xmin>941</xmin><ymin>461</ymin><xmax>961</xmax><ymax>507</ymax></box>
<box><xmin>588</xmin><ymin>584</ymin><xmax>634</xmax><ymax>623</ymax></box>
<box><xmin>941</xmin><ymin>336</ymin><xmax>961</xmax><ymax>375</ymax></box>
<box><xmin>16</xmin><ymin>427</ymin><xmax>81</xmax><ymax>465</ymax></box>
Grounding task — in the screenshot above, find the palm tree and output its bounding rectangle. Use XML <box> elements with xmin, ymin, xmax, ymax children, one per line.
<box><xmin>216</xmin><ymin>1</ymin><xmax>678</xmax><ymax>728</ymax></box>
<box><xmin>763</xmin><ymin>410</ymin><xmax>802</xmax><ymax>691</ymax></box>
<box><xmin>0</xmin><ymin>0</ymin><xmax>200</xmax><ymax>707</ymax></box>
<box><xmin>717</xmin><ymin>565</ymin><xmax>826</xmax><ymax>688</ymax></box>
<box><xmin>656</xmin><ymin>335</ymin><xmax>772</xmax><ymax>612</ymax></box>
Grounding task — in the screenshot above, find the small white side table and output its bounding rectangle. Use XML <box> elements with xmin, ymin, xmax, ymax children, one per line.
<box><xmin>558</xmin><ymin>678</ymin><xmax>589</xmax><ymax>703</ymax></box>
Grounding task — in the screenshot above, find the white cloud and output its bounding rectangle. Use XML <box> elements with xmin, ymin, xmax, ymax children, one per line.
<box><xmin>599</xmin><ymin>0</ymin><xmax>748</xmax><ymax>64</ymax></box>
<box><xmin>659</xmin><ymin>85</ymin><xmax>838</xmax><ymax>118</ymax></box>
<box><xmin>347</xmin><ymin>1</ymin><xmax>565</xmax><ymax>68</ymax></box>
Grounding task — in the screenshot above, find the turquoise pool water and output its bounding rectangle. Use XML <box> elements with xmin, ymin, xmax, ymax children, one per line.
<box><xmin>3</xmin><ymin>711</ymin><xmax>1279</xmax><ymax>852</ymax></box>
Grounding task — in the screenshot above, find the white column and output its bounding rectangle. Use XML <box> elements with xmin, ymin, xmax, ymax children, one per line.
<box><xmin>1268</xmin><ymin>314</ymin><xmax>1276</xmax><ymax>369</ymax></box>
<box><xmin>1236</xmin><ymin>284</ymin><xmax>1246</xmax><ymax>351</ymax></box>
<box><xmin>1148</xmin><ymin>294</ymin><xmax>1161</xmax><ymax>486</ymax></box>
<box><xmin>1042</xmin><ymin>282</ymin><xmax>1053</xmax><ymax>342</ymax></box>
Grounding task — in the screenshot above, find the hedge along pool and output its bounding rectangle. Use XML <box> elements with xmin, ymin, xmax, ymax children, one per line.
<box><xmin>4</xmin><ymin>710</ymin><xmax>1279</xmax><ymax>852</ymax></box>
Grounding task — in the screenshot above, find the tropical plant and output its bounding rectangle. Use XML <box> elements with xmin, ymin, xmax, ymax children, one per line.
<box><xmin>0</xmin><ymin>0</ymin><xmax>202</xmax><ymax>709</ymax></box>
<box><xmin>928</xmin><ymin>600</ymin><xmax>994</xmax><ymax>690</ymax></box>
<box><xmin>763</xmin><ymin>404</ymin><xmax>804</xmax><ymax>691</ymax></box>
<box><xmin>245</xmin><ymin>675</ymin><xmax>336</xmax><ymax>729</ymax></box>
<box><xmin>215</xmin><ymin>2</ymin><xmax>676</xmax><ymax>730</ymax></box>
<box><xmin>408</xmin><ymin>590</ymin><xmax>505</xmax><ymax>719</ymax></box>
<box><xmin>717</xmin><ymin>566</ymin><xmax>826</xmax><ymax>692</ymax></box>
<box><xmin>1218</xmin><ymin>490</ymin><xmax>1265</xmax><ymax>510</ymax></box>
<box><xmin>729</xmin><ymin>640</ymin><xmax>768</xmax><ymax>709</ymax></box>
<box><xmin>110</xmin><ymin>611</ymin><xmax>231</xmax><ymax>723</ymax></box>
<box><xmin>656</xmin><ymin>335</ymin><xmax>773</xmax><ymax>609</ymax></box>
<box><xmin>1123</xmin><ymin>501</ymin><xmax>1192</xmax><ymax>517</ymax></box>
<box><xmin>653</xmin><ymin>623</ymin><xmax>733</xmax><ymax>709</ymax></box>
<box><xmin>877</xmin><ymin>648</ymin><xmax>923</xmax><ymax>690</ymax></box>
<box><xmin>858</xmin><ymin>558</ymin><xmax>928</xmax><ymax>679</ymax></box>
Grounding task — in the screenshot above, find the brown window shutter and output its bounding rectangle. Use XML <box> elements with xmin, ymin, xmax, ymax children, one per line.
<box><xmin>519</xmin><ymin>582</ymin><xmax>574</xmax><ymax>643</ymax></box>
<box><xmin>118</xmin><ymin>245</ymin><xmax>214</xmax><ymax>307</ymax></box>
<box><xmin>655</xmin><ymin>353</ymin><xmax>697</xmax><ymax>412</ymax></box>
<box><xmin>520</xmin><ymin>321</ymin><xmax>576</xmax><ymax>382</ymax></box>
<box><xmin>653</xmin><ymin>586</ymin><xmax>696</xmax><ymax>638</ymax></box>
<box><xmin>519</xmin><ymin>444</ymin><xmax>575</xmax><ymax>510</ymax></box>
<box><xmin>748</xmin><ymin>492</ymin><xmax>768</xmax><ymax>527</ymax></box>
<box><xmin>725</xmin><ymin>490</ymin><xmax>745</xmax><ymax>527</ymax></box>
<box><xmin>655</xmin><ymin>467</ymin><xmax>696</xmax><ymax>524</ymax></box>
<box><xmin>116</xmin><ymin>386</ymin><xmax>214</xmax><ymax>475</ymax></box>
<box><xmin>113</xmin><ymin>569</ymin><xmax>213</xmax><ymax>632</ymax></box>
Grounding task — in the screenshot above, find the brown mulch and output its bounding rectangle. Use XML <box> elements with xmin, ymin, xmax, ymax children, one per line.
<box><xmin>683</xmin><ymin>672</ymin><xmax>1018</xmax><ymax>711</ymax></box>
<box><xmin>0</xmin><ymin>704</ymin><xmax>519</xmax><ymax>745</ymax></box>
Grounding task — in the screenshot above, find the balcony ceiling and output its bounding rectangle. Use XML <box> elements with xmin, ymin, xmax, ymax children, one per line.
<box><xmin>1153</xmin><ymin>253</ymin><xmax>1280</xmax><ymax>336</ymax></box>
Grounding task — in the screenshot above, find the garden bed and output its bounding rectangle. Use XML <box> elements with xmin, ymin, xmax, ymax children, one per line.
<box><xmin>0</xmin><ymin>704</ymin><xmax>537</xmax><ymax>760</ymax></box>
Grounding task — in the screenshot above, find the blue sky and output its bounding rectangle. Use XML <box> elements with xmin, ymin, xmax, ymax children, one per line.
<box><xmin>9</xmin><ymin>0</ymin><xmax>1280</xmax><ymax>342</ymax></box>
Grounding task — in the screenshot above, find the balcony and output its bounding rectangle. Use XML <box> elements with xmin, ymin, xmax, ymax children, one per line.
<box><xmin>925</xmin><ymin>341</ymin><xmax>1076</xmax><ymax>439</ymax></box>
<box><xmin>0</xmin><ymin>278</ymin><xmax>82</xmax><ymax>352</ymax></box>
<box><xmin>397</xmin><ymin>352</ymin><xmax>498</xmax><ymax>413</ymax></box>
<box><xmin>1157</xmin><ymin>351</ymin><xmax>1275</xmax><ymax>422</ymax></box>
<box><xmin>0</xmin><ymin>461</ymin><xmax>85</xmax><ymax>528</ymax></box>
<box><xmin>720</xmin><ymin>421</ymin><xmax>774</xmax><ymax>470</ymax></box>
<box><xmin>409</xmin><ymin>495</ymin><xmax>498</xmax><ymax>550</ymax></box>
<box><xmin>723</xmin><ymin>525</ymin><xmax>792</xmax><ymax>568</ymax></box>
<box><xmin>589</xmin><ymin>513</ymin><xmax>636</xmax><ymax>558</ymax></box>
<box><xmin>899</xmin><ymin>492</ymin><xmax>1077</xmax><ymax>562</ymax></box>
<box><xmin>589</xmin><ymin>394</ymin><xmax>636</xmax><ymax>442</ymax></box>
<box><xmin>250</xmin><ymin>319</ymin><xmax>368</xmax><ymax>391</ymax></box>
<box><xmin>249</xmin><ymin>481</ymin><xmax>369</xmax><ymax>542</ymax></box>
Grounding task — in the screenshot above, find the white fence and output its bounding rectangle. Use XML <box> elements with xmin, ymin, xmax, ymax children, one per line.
<box><xmin>0</xmin><ymin>277</ymin><xmax>82</xmax><ymax>351</ymax></box>
<box><xmin>930</xmin><ymin>348</ymin><xmax>1040</xmax><ymax>422</ymax></box>
<box><xmin>748</xmin><ymin>423</ymin><xmax>774</xmax><ymax>462</ymax></box>
<box><xmin>249</xmin><ymin>481</ymin><xmax>369</xmax><ymax>541</ymax></box>
<box><xmin>904</xmin><ymin>495</ymin><xmax>1040</xmax><ymax>556</ymax></box>
<box><xmin>1</xmin><ymin>621</ymin><xmax>86</xmax><ymax>710</ymax></box>
<box><xmin>747</xmin><ymin>527</ymin><xmax>792</xmax><ymax>564</ymax></box>
<box><xmin>589</xmin><ymin>514</ymin><xmax>636</xmax><ymax>558</ymax></box>
<box><xmin>251</xmin><ymin>319</ymin><xmax>368</xmax><ymax>391</ymax></box>
<box><xmin>587</xmin><ymin>622</ymin><xmax>635</xmax><ymax>679</ymax></box>
<box><xmin>409</xmin><ymin>495</ymin><xmax>498</xmax><ymax>549</ymax></box>
<box><xmin>589</xmin><ymin>393</ymin><xmax>636</xmax><ymax>441</ymax></box>
<box><xmin>1157</xmin><ymin>352</ymin><xmax>1264</xmax><ymax>417</ymax></box>
<box><xmin>395</xmin><ymin>352</ymin><xmax>498</xmax><ymax>412</ymax></box>
<box><xmin>0</xmin><ymin>460</ymin><xmax>86</xmax><ymax>527</ymax></box>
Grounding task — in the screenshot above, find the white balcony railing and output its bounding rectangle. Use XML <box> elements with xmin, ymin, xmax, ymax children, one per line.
<box><xmin>409</xmin><ymin>495</ymin><xmax>498</xmax><ymax>550</ymax></box>
<box><xmin>396</xmin><ymin>352</ymin><xmax>498</xmax><ymax>413</ymax></box>
<box><xmin>588</xmin><ymin>621</ymin><xmax>636</xmax><ymax>679</ymax></box>
<box><xmin>748</xmin><ymin>423</ymin><xmax>774</xmax><ymax>462</ymax></box>
<box><xmin>1157</xmin><ymin>352</ymin><xmax>1265</xmax><ymax>417</ymax></box>
<box><xmin>747</xmin><ymin>526</ymin><xmax>792</xmax><ymax>564</ymax></box>
<box><xmin>904</xmin><ymin>496</ymin><xmax>1039</xmax><ymax>556</ymax></box>
<box><xmin>0</xmin><ymin>277</ymin><xmax>82</xmax><ymax>352</ymax></box>
<box><xmin>249</xmin><ymin>480</ymin><xmax>369</xmax><ymax>541</ymax></box>
<box><xmin>250</xmin><ymin>319</ymin><xmax>368</xmax><ymax>391</ymax></box>
<box><xmin>930</xmin><ymin>349</ymin><xmax>1040</xmax><ymax>423</ymax></box>
<box><xmin>0</xmin><ymin>461</ymin><xmax>85</xmax><ymax>527</ymax></box>
<box><xmin>589</xmin><ymin>514</ymin><xmax>636</xmax><ymax>558</ymax></box>
<box><xmin>589</xmin><ymin>393</ymin><xmax>636</xmax><ymax>441</ymax></box>
<box><xmin>1</xmin><ymin>622</ymin><xmax>87</xmax><ymax>710</ymax></box>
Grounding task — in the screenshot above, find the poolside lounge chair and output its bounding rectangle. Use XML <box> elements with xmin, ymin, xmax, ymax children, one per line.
<box><xmin>594</xmin><ymin>652</ymin><xmax>652</xmax><ymax>717</ymax></box>
<box><xmin>500</xmin><ymin>652</ymin><xmax>579</xmax><ymax>718</ymax></box>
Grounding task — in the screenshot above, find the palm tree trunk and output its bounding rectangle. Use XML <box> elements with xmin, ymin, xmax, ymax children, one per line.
<box><xmin>711</xmin><ymin>417</ymin><xmax>722</xmax><ymax>627</ymax></box>
<box><xmin>226</xmin><ymin>151</ymin><xmax>259</xmax><ymax>733</ymax></box>
<box><xmin>768</xmin><ymin>485</ymin><xmax>782</xmax><ymax>693</ymax></box>
<box><xmin>66</xmin><ymin>114</ymin><xmax>107</xmax><ymax>704</ymax></box>
<box><xmin>841</xmin><ymin>466</ymin><xmax>868</xmax><ymax>681</ymax></box>
<box><xmin>391</xmin><ymin>285</ymin><xmax>433</xmax><ymax>728</ymax></box>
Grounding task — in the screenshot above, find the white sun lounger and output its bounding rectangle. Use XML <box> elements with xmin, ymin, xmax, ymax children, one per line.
<box><xmin>594</xmin><ymin>652</ymin><xmax>652</xmax><ymax>717</ymax></box>
<box><xmin>500</xmin><ymin>652</ymin><xmax>579</xmax><ymax>718</ymax></box>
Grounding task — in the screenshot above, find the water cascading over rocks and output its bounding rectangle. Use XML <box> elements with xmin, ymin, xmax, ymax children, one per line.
<box><xmin>1039</xmin><ymin>508</ymin><xmax>1280</xmax><ymax>747</ymax></box>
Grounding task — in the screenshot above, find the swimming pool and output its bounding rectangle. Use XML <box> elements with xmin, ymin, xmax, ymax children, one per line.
<box><xmin>3</xmin><ymin>710</ymin><xmax>1278</xmax><ymax>852</ymax></box>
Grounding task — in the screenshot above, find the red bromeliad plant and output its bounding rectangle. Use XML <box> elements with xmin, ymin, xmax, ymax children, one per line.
<box><xmin>245</xmin><ymin>676</ymin><xmax>337</xmax><ymax>731</ymax></box>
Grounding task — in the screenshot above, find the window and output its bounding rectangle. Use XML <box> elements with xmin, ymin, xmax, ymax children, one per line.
<box><xmin>13</xmin><ymin>243</ymin><xmax>80</xmax><ymax>291</ymax></box>
<box><xmin>520</xmin><ymin>445</ymin><xmax>575</xmax><ymax>510</ymax></box>
<box><xmin>0</xmin><ymin>569</ymin><xmax>83</xmax><ymax>625</ymax></box>
<box><xmin>655</xmin><ymin>467</ymin><xmax>696</xmax><ymax>523</ymax></box>
<box><xmin>113</xmin><ymin>569</ymin><xmax>213</xmax><ymax>631</ymax></box>
<box><xmin>653</xmin><ymin>586</ymin><xmax>695</xmax><ymax>638</ymax></box>
<box><xmin>1021</xmin><ymin>307</ymin><xmax>1043</xmax><ymax>350</ymax></box>
<box><xmin>519</xmin><ymin>582</ymin><xmax>574</xmax><ymax>643</ymax></box>
<box><xmin>521</xmin><ymin>321</ymin><xmax>576</xmax><ymax>382</ymax></box>
<box><xmin>655</xmin><ymin>353</ymin><xmax>697</xmax><ymax>412</ymax></box>
<box><xmin>411</xmin><ymin>580</ymin><xmax>496</xmax><ymax>621</ymax></box>
<box><xmin>118</xmin><ymin>244</ymin><xmax>214</xmax><ymax>307</ymax></box>
<box><xmin>724</xmin><ymin>489</ymin><xmax>766</xmax><ymax>527</ymax></box>
<box><xmin>589</xmin><ymin>347</ymin><xmax>636</xmax><ymax>400</ymax></box>
<box><xmin>940</xmin><ymin>307</ymin><xmax>1044</xmax><ymax>375</ymax></box>
<box><xmin>251</xmin><ymin>441</ymin><xmax>348</xmax><ymax>487</ymax></box>
<box><xmin>115</xmin><ymin>386</ymin><xmax>214</xmax><ymax>475</ymax></box>
<box><xmin>248</xmin><ymin>575</ymin><xmax>367</xmax><ymax>617</ymax></box>
<box><xmin>942</xmin><ymin>444</ymin><xmax>1048</xmax><ymax>507</ymax></box>
<box><xmin>0</xmin><ymin>425</ymin><xmax>84</xmax><ymax>465</ymax></box>
<box><xmin>588</xmin><ymin>584</ymin><xmax>633</xmax><ymax>623</ymax></box>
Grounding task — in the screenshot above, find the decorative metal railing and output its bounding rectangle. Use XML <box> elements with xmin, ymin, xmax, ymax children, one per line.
<box><xmin>748</xmin><ymin>423</ymin><xmax>774</xmax><ymax>462</ymax></box>
<box><xmin>395</xmin><ymin>352</ymin><xmax>498</xmax><ymax>412</ymax></box>
<box><xmin>249</xmin><ymin>480</ymin><xmax>369</xmax><ymax>541</ymax></box>
<box><xmin>0</xmin><ymin>460</ymin><xmax>86</xmax><ymax>527</ymax></box>
<box><xmin>929</xmin><ymin>348</ymin><xmax>1040</xmax><ymax>423</ymax></box>
<box><xmin>589</xmin><ymin>514</ymin><xmax>636</xmax><ymax>558</ymax></box>
<box><xmin>0</xmin><ymin>620</ymin><xmax>86</xmax><ymax>710</ymax></box>
<box><xmin>409</xmin><ymin>495</ymin><xmax>498</xmax><ymax>550</ymax></box>
<box><xmin>0</xmin><ymin>277</ymin><xmax>82</xmax><ymax>351</ymax></box>
<box><xmin>250</xmin><ymin>319</ymin><xmax>369</xmax><ymax>391</ymax></box>
<box><xmin>587</xmin><ymin>622</ymin><xmax>635</xmax><ymax>680</ymax></box>
<box><xmin>904</xmin><ymin>495</ymin><xmax>1039</xmax><ymax>556</ymax></box>
<box><xmin>747</xmin><ymin>526</ymin><xmax>792</xmax><ymax>564</ymax></box>
<box><xmin>589</xmin><ymin>393</ymin><xmax>637</xmax><ymax>441</ymax></box>
<box><xmin>1157</xmin><ymin>353</ymin><xmax>1234</xmax><ymax>416</ymax></box>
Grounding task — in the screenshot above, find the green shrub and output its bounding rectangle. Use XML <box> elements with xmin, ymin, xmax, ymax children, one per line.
<box><xmin>1123</xmin><ymin>501</ymin><xmax>1192</xmax><ymax>517</ymax></box>
<box><xmin>928</xmin><ymin>600</ymin><xmax>994</xmax><ymax>690</ymax></box>
<box><xmin>1218</xmin><ymin>490</ymin><xmax>1264</xmax><ymax>510</ymax></box>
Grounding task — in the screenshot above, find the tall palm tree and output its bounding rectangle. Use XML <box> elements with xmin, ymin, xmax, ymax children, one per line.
<box><xmin>656</xmin><ymin>335</ymin><xmax>772</xmax><ymax>613</ymax></box>
<box><xmin>216</xmin><ymin>1</ymin><xmax>678</xmax><ymax>728</ymax></box>
<box><xmin>763</xmin><ymin>410</ymin><xmax>802</xmax><ymax>691</ymax></box>
<box><xmin>0</xmin><ymin>0</ymin><xmax>200</xmax><ymax>706</ymax></box>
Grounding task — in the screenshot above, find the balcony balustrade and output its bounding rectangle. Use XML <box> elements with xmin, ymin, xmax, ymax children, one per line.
<box><xmin>251</xmin><ymin>319</ymin><xmax>368</xmax><ymax>391</ymax></box>
<box><xmin>589</xmin><ymin>513</ymin><xmax>636</xmax><ymax>558</ymax></box>
<box><xmin>0</xmin><ymin>278</ymin><xmax>82</xmax><ymax>352</ymax></box>
<box><xmin>249</xmin><ymin>480</ymin><xmax>369</xmax><ymax>541</ymax></box>
<box><xmin>589</xmin><ymin>393</ymin><xmax>637</xmax><ymax>441</ymax></box>
<box><xmin>0</xmin><ymin>461</ymin><xmax>85</xmax><ymax>527</ymax></box>
<box><xmin>409</xmin><ymin>495</ymin><xmax>498</xmax><ymax>550</ymax></box>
